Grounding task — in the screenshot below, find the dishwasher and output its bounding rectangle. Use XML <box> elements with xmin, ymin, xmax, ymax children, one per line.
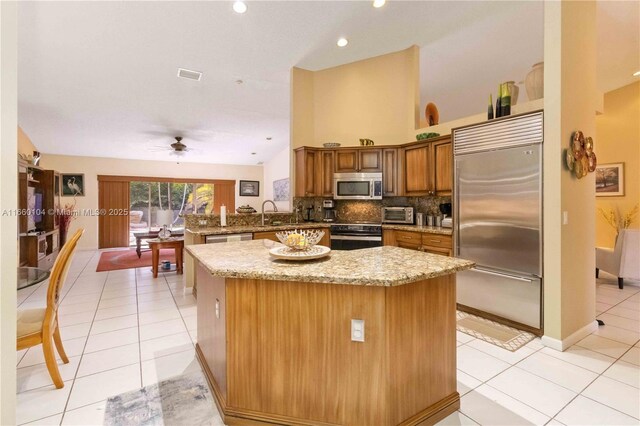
<box><xmin>205</xmin><ymin>233</ymin><xmax>253</xmax><ymax>244</ymax></box>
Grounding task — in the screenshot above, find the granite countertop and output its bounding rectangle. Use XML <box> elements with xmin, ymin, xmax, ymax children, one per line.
<box><xmin>187</xmin><ymin>222</ymin><xmax>331</xmax><ymax>236</ymax></box>
<box><xmin>186</xmin><ymin>239</ymin><xmax>474</xmax><ymax>287</ymax></box>
<box><xmin>381</xmin><ymin>224</ymin><xmax>453</xmax><ymax>235</ymax></box>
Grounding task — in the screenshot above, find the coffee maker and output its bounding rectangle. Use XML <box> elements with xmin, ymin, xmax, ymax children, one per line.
<box><xmin>322</xmin><ymin>199</ymin><xmax>337</xmax><ymax>222</ymax></box>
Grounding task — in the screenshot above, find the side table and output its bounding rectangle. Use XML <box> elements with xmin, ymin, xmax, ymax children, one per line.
<box><xmin>147</xmin><ymin>237</ymin><xmax>184</xmax><ymax>278</ymax></box>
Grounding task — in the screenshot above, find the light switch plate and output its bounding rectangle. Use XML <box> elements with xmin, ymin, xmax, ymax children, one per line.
<box><xmin>351</xmin><ymin>319</ymin><xmax>365</xmax><ymax>342</ymax></box>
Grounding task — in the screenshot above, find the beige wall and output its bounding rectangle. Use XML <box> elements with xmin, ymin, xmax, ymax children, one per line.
<box><xmin>41</xmin><ymin>154</ymin><xmax>264</xmax><ymax>250</ymax></box>
<box><xmin>0</xmin><ymin>2</ymin><xmax>18</xmax><ymax>422</ymax></box>
<box><xmin>292</xmin><ymin>46</ymin><xmax>420</xmax><ymax>149</ymax></box>
<box><xmin>263</xmin><ymin>146</ymin><xmax>291</xmax><ymax>212</ymax></box>
<box><xmin>543</xmin><ymin>0</ymin><xmax>597</xmax><ymax>344</ymax></box>
<box><xmin>18</xmin><ymin>126</ymin><xmax>37</xmax><ymax>156</ymax></box>
<box><xmin>595</xmin><ymin>82</ymin><xmax>640</xmax><ymax>247</ymax></box>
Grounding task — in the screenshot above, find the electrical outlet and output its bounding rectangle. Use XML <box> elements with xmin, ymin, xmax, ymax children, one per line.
<box><xmin>351</xmin><ymin>319</ymin><xmax>365</xmax><ymax>342</ymax></box>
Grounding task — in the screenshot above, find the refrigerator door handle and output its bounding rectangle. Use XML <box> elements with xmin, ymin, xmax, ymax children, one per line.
<box><xmin>474</xmin><ymin>267</ymin><xmax>535</xmax><ymax>283</ymax></box>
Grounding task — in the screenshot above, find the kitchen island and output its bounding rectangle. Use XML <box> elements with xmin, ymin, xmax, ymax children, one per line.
<box><xmin>187</xmin><ymin>239</ymin><xmax>474</xmax><ymax>426</ymax></box>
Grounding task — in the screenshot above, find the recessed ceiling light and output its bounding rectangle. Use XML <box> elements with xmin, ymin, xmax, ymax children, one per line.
<box><xmin>235</xmin><ymin>79</ymin><xmax>244</xmax><ymax>85</ymax></box>
<box><xmin>633</xmin><ymin>70</ymin><xmax>640</xmax><ymax>77</ymax></box>
<box><xmin>266</xmin><ymin>137</ymin><xmax>272</xmax><ymax>141</ymax></box>
<box><xmin>233</xmin><ymin>1</ymin><xmax>247</xmax><ymax>14</ymax></box>
<box><xmin>337</xmin><ymin>38</ymin><xmax>349</xmax><ymax>48</ymax></box>
<box><xmin>373</xmin><ymin>0</ymin><xmax>386</xmax><ymax>8</ymax></box>
<box><xmin>251</xmin><ymin>152</ymin><xmax>256</xmax><ymax>155</ymax></box>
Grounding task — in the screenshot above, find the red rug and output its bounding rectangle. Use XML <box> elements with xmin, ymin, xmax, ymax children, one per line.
<box><xmin>96</xmin><ymin>249</ymin><xmax>177</xmax><ymax>272</ymax></box>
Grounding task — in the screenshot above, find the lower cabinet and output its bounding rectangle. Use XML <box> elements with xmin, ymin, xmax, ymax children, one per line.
<box><xmin>383</xmin><ymin>229</ymin><xmax>452</xmax><ymax>256</ymax></box>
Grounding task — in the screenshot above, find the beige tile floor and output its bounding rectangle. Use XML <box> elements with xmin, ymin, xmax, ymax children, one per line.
<box><xmin>15</xmin><ymin>251</ymin><xmax>640</xmax><ymax>425</ymax></box>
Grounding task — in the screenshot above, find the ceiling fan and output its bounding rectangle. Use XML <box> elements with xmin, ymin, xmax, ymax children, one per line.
<box><xmin>148</xmin><ymin>136</ymin><xmax>193</xmax><ymax>157</ymax></box>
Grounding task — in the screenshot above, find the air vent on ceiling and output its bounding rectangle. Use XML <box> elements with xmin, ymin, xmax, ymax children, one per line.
<box><xmin>177</xmin><ymin>68</ymin><xmax>202</xmax><ymax>81</ymax></box>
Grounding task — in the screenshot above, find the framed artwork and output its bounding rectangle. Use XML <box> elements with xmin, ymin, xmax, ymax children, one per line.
<box><xmin>61</xmin><ymin>173</ymin><xmax>85</xmax><ymax>196</ymax></box>
<box><xmin>595</xmin><ymin>163</ymin><xmax>624</xmax><ymax>197</ymax></box>
<box><xmin>273</xmin><ymin>178</ymin><xmax>290</xmax><ymax>201</ymax></box>
<box><xmin>239</xmin><ymin>180</ymin><xmax>260</xmax><ymax>197</ymax></box>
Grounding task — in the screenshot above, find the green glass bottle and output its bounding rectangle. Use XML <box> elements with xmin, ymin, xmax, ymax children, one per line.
<box><xmin>501</xmin><ymin>83</ymin><xmax>511</xmax><ymax>116</ymax></box>
<box><xmin>495</xmin><ymin>84</ymin><xmax>502</xmax><ymax>118</ymax></box>
<box><xmin>488</xmin><ymin>94</ymin><xmax>494</xmax><ymax>120</ymax></box>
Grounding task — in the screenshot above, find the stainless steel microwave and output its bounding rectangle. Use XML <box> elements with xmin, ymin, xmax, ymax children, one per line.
<box><xmin>382</xmin><ymin>206</ymin><xmax>414</xmax><ymax>224</ymax></box>
<box><xmin>333</xmin><ymin>173</ymin><xmax>383</xmax><ymax>200</ymax></box>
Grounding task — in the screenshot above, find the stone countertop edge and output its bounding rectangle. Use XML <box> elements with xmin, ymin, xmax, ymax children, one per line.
<box><xmin>186</xmin><ymin>222</ymin><xmax>332</xmax><ymax>236</ymax></box>
<box><xmin>380</xmin><ymin>224</ymin><xmax>453</xmax><ymax>235</ymax></box>
<box><xmin>186</xmin><ymin>240</ymin><xmax>474</xmax><ymax>287</ymax></box>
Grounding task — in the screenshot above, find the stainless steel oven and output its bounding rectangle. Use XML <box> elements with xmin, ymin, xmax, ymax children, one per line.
<box><xmin>330</xmin><ymin>223</ymin><xmax>382</xmax><ymax>250</ymax></box>
<box><xmin>333</xmin><ymin>173</ymin><xmax>383</xmax><ymax>200</ymax></box>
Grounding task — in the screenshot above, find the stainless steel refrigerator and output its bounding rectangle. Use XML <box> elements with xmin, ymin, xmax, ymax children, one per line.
<box><xmin>453</xmin><ymin>111</ymin><xmax>543</xmax><ymax>331</ymax></box>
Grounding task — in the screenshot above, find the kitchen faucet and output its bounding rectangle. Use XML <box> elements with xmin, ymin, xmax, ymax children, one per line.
<box><xmin>261</xmin><ymin>200</ymin><xmax>278</xmax><ymax>226</ymax></box>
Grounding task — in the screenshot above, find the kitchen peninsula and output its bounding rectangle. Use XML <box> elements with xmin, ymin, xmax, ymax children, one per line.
<box><xmin>187</xmin><ymin>240</ymin><xmax>474</xmax><ymax>426</ymax></box>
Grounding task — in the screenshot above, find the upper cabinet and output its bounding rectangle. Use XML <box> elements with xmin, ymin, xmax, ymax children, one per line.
<box><xmin>294</xmin><ymin>148</ymin><xmax>335</xmax><ymax>197</ymax></box>
<box><xmin>295</xmin><ymin>148</ymin><xmax>319</xmax><ymax>197</ymax></box>
<box><xmin>401</xmin><ymin>135</ymin><xmax>452</xmax><ymax>196</ymax></box>
<box><xmin>294</xmin><ymin>136</ymin><xmax>451</xmax><ymax>198</ymax></box>
<box><xmin>335</xmin><ymin>149</ymin><xmax>382</xmax><ymax>173</ymax></box>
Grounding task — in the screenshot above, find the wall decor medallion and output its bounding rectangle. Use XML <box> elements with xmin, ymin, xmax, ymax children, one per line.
<box><xmin>596</xmin><ymin>163</ymin><xmax>625</xmax><ymax>197</ymax></box>
<box><xmin>565</xmin><ymin>131</ymin><xmax>597</xmax><ymax>179</ymax></box>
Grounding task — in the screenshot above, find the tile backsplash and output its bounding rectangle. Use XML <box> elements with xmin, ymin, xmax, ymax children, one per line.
<box><xmin>293</xmin><ymin>196</ymin><xmax>452</xmax><ymax>223</ymax></box>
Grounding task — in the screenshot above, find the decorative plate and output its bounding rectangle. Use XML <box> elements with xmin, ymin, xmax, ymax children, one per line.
<box><xmin>425</xmin><ymin>102</ymin><xmax>440</xmax><ymax>126</ymax></box>
<box><xmin>565</xmin><ymin>149</ymin><xmax>574</xmax><ymax>171</ymax></box>
<box><xmin>269</xmin><ymin>245</ymin><xmax>331</xmax><ymax>261</ymax></box>
<box><xmin>584</xmin><ymin>136</ymin><xmax>594</xmax><ymax>153</ymax></box>
<box><xmin>586</xmin><ymin>151</ymin><xmax>597</xmax><ymax>172</ymax></box>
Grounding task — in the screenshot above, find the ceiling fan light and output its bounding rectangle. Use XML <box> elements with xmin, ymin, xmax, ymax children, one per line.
<box><xmin>233</xmin><ymin>1</ymin><xmax>247</xmax><ymax>14</ymax></box>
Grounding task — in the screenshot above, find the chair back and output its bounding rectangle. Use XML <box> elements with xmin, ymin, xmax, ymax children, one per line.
<box><xmin>46</xmin><ymin>229</ymin><xmax>84</xmax><ymax>314</ymax></box>
<box><xmin>619</xmin><ymin>229</ymin><xmax>640</xmax><ymax>280</ymax></box>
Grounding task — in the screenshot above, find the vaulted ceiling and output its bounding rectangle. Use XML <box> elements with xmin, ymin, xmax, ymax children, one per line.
<box><xmin>18</xmin><ymin>1</ymin><xmax>637</xmax><ymax>165</ymax></box>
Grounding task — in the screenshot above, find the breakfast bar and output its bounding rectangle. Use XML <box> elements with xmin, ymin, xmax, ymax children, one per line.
<box><xmin>187</xmin><ymin>239</ymin><xmax>474</xmax><ymax>426</ymax></box>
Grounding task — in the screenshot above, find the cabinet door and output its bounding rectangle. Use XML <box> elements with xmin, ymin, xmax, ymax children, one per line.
<box><xmin>335</xmin><ymin>150</ymin><xmax>359</xmax><ymax>173</ymax></box>
<box><xmin>382</xmin><ymin>148</ymin><xmax>398</xmax><ymax>196</ymax></box>
<box><xmin>403</xmin><ymin>143</ymin><xmax>431</xmax><ymax>195</ymax></box>
<box><xmin>358</xmin><ymin>149</ymin><xmax>382</xmax><ymax>172</ymax></box>
<box><xmin>317</xmin><ymin>150</ymin><xmax>335</xmax><ymax>197</ymax></box>
<box><xmin>295</xmin><ymin>148</ymin><xmax>318</xmax><ymax>197</ymax></box>
<box><xmin>432</xmin><ymin>139</ymin><xmax>452</xmax><ymax>195</ymax></box>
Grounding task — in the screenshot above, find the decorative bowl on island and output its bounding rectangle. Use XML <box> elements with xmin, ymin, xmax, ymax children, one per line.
<box><xmin>275</xmin><ymin>229</ymin><xmax>325</xmax><ymax>251</ymax></box>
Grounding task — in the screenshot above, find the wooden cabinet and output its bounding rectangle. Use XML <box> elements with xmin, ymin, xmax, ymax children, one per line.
<box><xmin>383</xmin><ymin>229</ymin><xmax>452</xmax><ymax>256</ymax></box>
<box><xmin>318</xmin><ymin>150</ymin><xmax>334</xmax><ymax>197</ymax></box>
<box><xmin>402</xmin><ymin>143</ymin><xmax>431</xmax><ymax>196</ymax></box>
<box><xmin>382</xmin><ymin>148</ymin><xmax>399</xmax><ymax>196</ymax></box>
<box><xmin>432</xmin><ymin>139</ymin><xmax>453</xmax><ymax>196</ymax></box>
<box><xmin>401</xmin><ymin>136</ymin><xmax>452</xmax><ymax>196</ymax></box>
<box><xmin>19</xmin><ymin>230</ymin><xmax>60</xmax><ymax>269</ymax></box>
<box><xmin>295</xmin><ymin>148</ymin><xmax>319</xmax><ymax>197</ymax></box>
<box><xmin>335</xmin><ymin>148</ymin><xmax>382</xmax><ymax>173</ymax></box>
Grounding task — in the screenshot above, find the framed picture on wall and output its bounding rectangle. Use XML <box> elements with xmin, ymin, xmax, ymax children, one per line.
<box><xmin>61</xmin><ymin>173</ymin><xmax>85</xmax><ymax>196</ymax></box>
<box><xmin>239</xmin><ymin>180</ymin><xmax>260</xmax><ymax>197</ymax></box>
<box><xmin>595</xmin><ymin>163</ymin><xmax>624</xmax><ymax>197</ymax></box>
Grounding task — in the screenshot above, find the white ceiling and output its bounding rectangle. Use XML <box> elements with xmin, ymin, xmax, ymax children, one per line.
<box><xmin>18</xmin><ymin>1</ymin><xmax>638</xmax><ymax>166</ymax></box>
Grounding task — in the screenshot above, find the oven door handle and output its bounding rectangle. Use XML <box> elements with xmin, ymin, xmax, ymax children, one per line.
<box><xmin>330</xmin><ymin>235</ymin><xmax>382</xmax><ymax>241</ymax></box>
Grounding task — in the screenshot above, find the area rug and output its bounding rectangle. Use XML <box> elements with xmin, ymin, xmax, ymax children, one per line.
<box><xmin>456</xmin><ymin>311</ymin><xmax>535</xmax><ymax>351</ymax></box>
<box><xmin>96</xmin><ymin>249</ymin><xmax>176</xmax><ymax>272</ymax></box>
<box><xmin>104</xmin><ymin>372</ymin><xmax>219</xmax><ymax>426</ymax></box>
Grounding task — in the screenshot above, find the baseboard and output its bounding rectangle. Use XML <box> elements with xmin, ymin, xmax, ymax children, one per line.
<box><xmin>183</xmin><ymin>287</ymin><xmax>193</xmax><ymax>295</ymax></box>
<box><xmin>541</xmin><ymin>320</ymin><xmax>598</xmax><ymax>352</ymax></box>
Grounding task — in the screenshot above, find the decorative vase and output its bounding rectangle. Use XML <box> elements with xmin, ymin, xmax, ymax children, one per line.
<box><xmin>505</xmin><ymin>81</ymin><xmax>519</xmax><ymax>105</ymax></box>
<box><xmin>525</xmin><ymin>62</ymin><xmax>544</xmax><ymax>100</ymax></box>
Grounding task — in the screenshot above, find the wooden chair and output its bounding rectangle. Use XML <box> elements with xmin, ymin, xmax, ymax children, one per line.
<box><xmin>17</xmin><ymin>229</ymin><xmax>84</xmax><ymax>389</ymax></box>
